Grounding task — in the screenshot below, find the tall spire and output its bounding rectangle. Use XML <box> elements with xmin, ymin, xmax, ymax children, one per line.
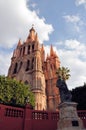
<box><xmin>50</xmin><ymin>44</ymin><xmax>55</xmax><ymax>56</ymax></box>
<box><xmin>26</xmin><ymin>25</ymin><xmax>38</xmax><ymax>42</ymax></box>
<box><xmin>17</xmin><ymin>39</ymin><xmax>22</xmax><ymax>47</ymax></box>
<box><xmin>29</xmin><ymin>25</ymin><xmax>35</xmax><ymax>40</ymax></box>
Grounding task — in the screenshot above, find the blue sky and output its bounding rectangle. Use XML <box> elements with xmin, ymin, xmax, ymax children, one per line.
<box><xmin>0</xmin><ymin>0</ymin><xmax>86</xmax><ymax>89</ymax></box>
<box><xmin>29</xmin><ymin>0</ymin><xmax>86</xmax><ymax>42</ymax></box>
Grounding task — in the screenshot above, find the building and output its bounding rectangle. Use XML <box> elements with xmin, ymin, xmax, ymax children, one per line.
<box><xmin>8</xmin><ymin>27</ymin><xmax>60</xmax><ymax>111</ymax></box>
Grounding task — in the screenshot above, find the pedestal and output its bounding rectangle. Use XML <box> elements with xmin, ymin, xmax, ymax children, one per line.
<box><xmin>57</xmin><ymin>102</ymin><xmax>85</xmax><ymax>130</ymax></box>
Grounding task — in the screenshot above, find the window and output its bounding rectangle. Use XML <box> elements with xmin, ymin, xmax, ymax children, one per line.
<box><xmin>28</xmin><ymin>45</ymin><xmax>30</xmax><ymax>54</ymax></box>
<box><xmin>23</xmin><ymin>46</ymin><xmax>25</xmax><ymax>55</ymax></box>
<box><xmin>32</xmin><ymin>44</ymin><xmax>34</xmax><ymax>52</ymax></box>
<box><xmin>26</xmin><ymin>60</ymin><xmax>30</xmax><ymax>71</ymax></box>
<box><xmin>31</xmin><ymin>58</ymin><xmax>34</xmax><ymax>69</ymax></box>
<box><xmin>13</xmin><ymin>63</ymin><xmax>18</xmax><ymax>74</ymax></box>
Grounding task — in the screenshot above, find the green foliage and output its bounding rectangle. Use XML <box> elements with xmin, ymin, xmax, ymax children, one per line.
<box><xmin>56</xmin><ymin>66</ymin><xmax>71</xmax><ymax>81</ymax></box>
<box><xmin>0</xmin><ymin>75</ymin><xmax>35</xmax><ymax>107</ymax></box>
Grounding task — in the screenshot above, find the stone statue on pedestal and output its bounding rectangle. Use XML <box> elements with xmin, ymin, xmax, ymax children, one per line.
<box><xmin>56</xmin><ymin>76</ymin><xmax>85</xmax><ymax>130</ymax></box>
<box><xmin>56</xmin><ymin>76</ymin><xmax>72</xmax><ymax>103</ymax></box>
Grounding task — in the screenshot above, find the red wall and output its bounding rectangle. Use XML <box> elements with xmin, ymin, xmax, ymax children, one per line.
<box><xmin>31</xmin><ymin>110</ymin><xmax>59</xmax><ymax>130</ymax></box>
<box><xmin>0</xmin><ymin>104</ymin><xmax>24</xmax><ymax>130</ymax></box>
<box><xmin>0</xmin><ymin>104</ymin><xmax>86</xmax><ymax>130</ymax></box>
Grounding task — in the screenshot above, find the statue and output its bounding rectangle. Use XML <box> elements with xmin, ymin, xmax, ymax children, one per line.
<box><xmin>56</xmin><ymin>76</ymin><xmax>72</xmax><ymax>103</ymax></box>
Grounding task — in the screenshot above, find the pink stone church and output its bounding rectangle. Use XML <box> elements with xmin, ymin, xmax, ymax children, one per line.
<box><xmin>8</xmin><ymin>27</ymin><xmax>60</xmax><ymax>111</ymax></box>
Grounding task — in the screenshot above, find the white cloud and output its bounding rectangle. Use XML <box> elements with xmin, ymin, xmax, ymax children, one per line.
<box><xmin>63</xmin><ymin>15</ymin><xmax>80</xmax><ymax>23</ymax></box>
<box><xmin>0</xmin><ymin>0</ymin><xmax>53</xmax><ymax>79</ymax></box>
<box><xmin>45</xmin><ymin>39</ymin><xmax>86</xmax><ymax>90</ymax></box>
<box><xmin>64</xmin><ymin>39</ymin><xmax>85</xmax><ymax>50</ymax></box>
<box><xmin>63</xmin><ymin>15</ymin><xmax>84</xmax><ymax>32</ymax></box>
<box><xmin>59</xmin><ymin>40</ymin><xmax>86</xmax><ymax>89</ymax></box>
<box><xmin>29</xmin><ymin>2</ymin><xmax>40</xmax><ymax>15</ymax></box>
<box><xmin>30</xmin><ymin>3</ymin><xmax>37</xmax><ymax>8</ymax></box>
<box><xmin>75</xmin><ymin>0</ymin><xmax>86</xmax><ymax>6</ymax></box>
<box><xmin>0</xmin><ymin>0</ymin><xmax>53</xmax><ymax>48</ymax></box>
<box><xmin>0</xmin><ymin>51</ymin><xmax>12</xmax><ymax>76</ymax></box>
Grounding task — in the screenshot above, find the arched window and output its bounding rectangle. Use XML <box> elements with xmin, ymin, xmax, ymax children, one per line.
<box><xmin>25</xmin><ymin>60</ymin><xmax>30</xmax><ymax>71</ymax></box>
<box><xmin>28</xmin><ymin>45</ymin><xmax>30</xmax><ymax>54</ymax></box>
<box><xmin>13</xmin><ymin>63</ymin><xmax>18</xmax><ymax>74</ymax></box>
<box><xmin>23</xmin><ymin>46</ymin><xmax>25</xmax><ymax>55</ymax></box>
<box><xmin>32</xmin><ymin>44</ymin><xmax>34</xmax><ymax>52</ymax></box>
<box><xmin>31</xmin><ymin>58</ymin><xmax>34</xmax><ymax>69</ymax></box>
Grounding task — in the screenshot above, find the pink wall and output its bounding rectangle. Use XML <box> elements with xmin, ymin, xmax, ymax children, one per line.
<box><xmin>0</xmin><ymin>104</ymin><xmax>86</xmax><ymax>130</ymax></box>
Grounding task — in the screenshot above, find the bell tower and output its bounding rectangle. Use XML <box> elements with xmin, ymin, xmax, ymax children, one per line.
<box><xmin>43</xmin><ymin>45</ymin><xmax>60</xmax><ymax>111</ymax></box>
<box><xmin>8</xmin><ymin>26</ymin><xmax>61</xmax><ymax>111</ymax></box>
<box><xmin>8</xmin><ymin>27</ymin><xmax>47</xmax><ymax>110</ymax></box>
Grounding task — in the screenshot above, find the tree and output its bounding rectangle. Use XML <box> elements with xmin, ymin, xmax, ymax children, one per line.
<box><xmin>56</xmin><ymin>66</ymin><xmax>71</xmax><ymax>81</ymax></box>
<box><xmin>71</xmin><ymin>84</ymin><xmax>86</xmax><ymax>110</ymax></box>
<box><xmin>0</xmin><ymin>75</ymin><xmax>35</xmax><ymax>107</ymax></box>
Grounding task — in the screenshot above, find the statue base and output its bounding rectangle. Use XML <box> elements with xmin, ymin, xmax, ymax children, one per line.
<box><xmin>57</xmin><ymin>102</ymin><xmax>85</xmax><ymax>130</ymax></box>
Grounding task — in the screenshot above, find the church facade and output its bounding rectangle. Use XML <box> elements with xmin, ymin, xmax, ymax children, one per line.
<box><xmin>8</xmin><ymin>27</ymin><xmax>60</xmax><ymax>111</ymax></box>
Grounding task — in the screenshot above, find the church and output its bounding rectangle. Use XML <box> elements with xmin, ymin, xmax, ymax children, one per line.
<box><xmin>8</xmin><ymin>26</ymin><xmax>60</xmax><ymax>111</ymax></box>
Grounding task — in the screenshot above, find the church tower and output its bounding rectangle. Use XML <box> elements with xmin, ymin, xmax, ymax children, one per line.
<box><xmin>8</xmin><ymin>27</ymin><xmax>46</xmax><ymax>110</ymax></box>
<box><xmin>43</xmin><ymin>45</ymin><xmax>60</xmax><ymax>110</ymax></box>
<box><xmin>8</xmin><ymin>26</ymin><xmax>60</xmax><ymax>111</ymax></box>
